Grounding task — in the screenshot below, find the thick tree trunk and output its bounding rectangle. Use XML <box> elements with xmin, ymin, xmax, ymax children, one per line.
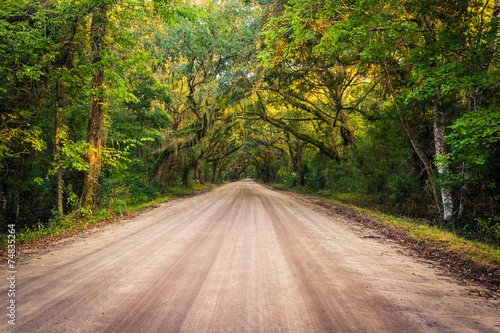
<box><xmin>338</xmin><ymin>112</ymin><xmax>356</xmax><ymax>149</ymax></box>
<box><xmin>159</xmin><ymin>151</ymin><xmax>176</xmax><ymax>186</ymax></box>
<box><xmin>82</xmin><ymin>4</ymin><xmax>108</xmax><ymax>205</ymax></box>
<box><xmin>193</xmin><ymin>159</ymin><xmax>202</xmax><ymax>184</ymax></box>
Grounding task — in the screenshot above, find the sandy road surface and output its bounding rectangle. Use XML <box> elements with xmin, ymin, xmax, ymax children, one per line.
<box><xmin>1</xmin><ymin>180</ymin><xmax>499</xmax><ymax>332</ymax></box>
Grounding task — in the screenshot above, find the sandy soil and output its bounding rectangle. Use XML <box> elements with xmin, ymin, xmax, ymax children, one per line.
<box><xmin>1</xmin><ymin>180</ymin><xmax>499</xmax><ymax>332</ymax></box>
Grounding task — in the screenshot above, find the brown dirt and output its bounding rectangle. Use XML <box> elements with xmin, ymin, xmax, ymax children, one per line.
<box><xmin>266</xmin><ymin>184</ymin><xmax>500</xmax><ymax>294</ymax></box>
<box><xmin>1</xmin><ymin>180</ymin><xmax>499</xmax><ymax>332</ymax></box>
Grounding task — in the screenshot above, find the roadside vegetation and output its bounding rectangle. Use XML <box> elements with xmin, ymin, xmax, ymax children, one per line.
<box><xmin>1</xmin><ymin>0</ymin><xmax>499</xmax><ymax>285</ymax></box>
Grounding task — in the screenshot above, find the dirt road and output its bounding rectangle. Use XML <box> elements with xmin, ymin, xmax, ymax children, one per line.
<box><xmin>1</xmin><ymin>180</ymin><xmax>499</xmax><ymax>332</ymax></box>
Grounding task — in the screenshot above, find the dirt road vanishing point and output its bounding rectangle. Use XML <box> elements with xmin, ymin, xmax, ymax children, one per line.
<box><xmin>1</xmin><ymin>180</ymin><xmax>499</xmax><ymax>332</ymax></box>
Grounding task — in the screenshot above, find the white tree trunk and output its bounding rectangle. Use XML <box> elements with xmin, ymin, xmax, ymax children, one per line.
<box><xmin>432</xmin><ymin>89</ymin><xmax>453</xmax><ymax>222</ymax></box>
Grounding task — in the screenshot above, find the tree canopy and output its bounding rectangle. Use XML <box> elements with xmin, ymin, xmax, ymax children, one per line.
<box><xmin>1</xmin><ymin>0</ymin><xmax>499</xmax><ymax>242</ymax></box>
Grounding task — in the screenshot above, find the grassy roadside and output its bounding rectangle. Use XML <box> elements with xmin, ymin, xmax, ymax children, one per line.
<box><xmin>0</xmin><ymin>183</ymin><xmax>218</xmax><ymax>257</ymax></box>
<box><xmin>269</xmin><ymin>183</ymin><xmax>500</xmax><ymax>294</ymax></box>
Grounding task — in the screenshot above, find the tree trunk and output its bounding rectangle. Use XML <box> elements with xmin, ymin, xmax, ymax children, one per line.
<box><xmin>212</xmin><ymin>160</ymin><xmax>218</xmax><ymax>183</ymax></box>
<box><xmin>272</xmin><ymin>165</ymin><xmax>278</xmax><ymax>183</ymax></box>
<box><xmin>82</xmin><ymin>4</ymin><xmax>108</xmax><ymax>205</ymax></box>
<box><xmin>338</xmin><ymin>112</ymin><xmax>356</xmax><ymax>149</ymax></box>
<box><xmin>285</xmin><ymin>133</ymin><xmax>305</xmax><ymax>186</ymax></box>
<box><xmin>158</xmin><ymin>148</ymin><xmax>176</xmax><ymax>186</ymax></box>
<box><xmin>193</xmin><ymin>159</ymin><xmax>202</xmax><ymax>184</ymax></box>
<box><xmin>432</xmin><ymin>88</ymin><xmax>454</xmax><ymax>222</ymax></box>
<box><xmin>217</xmin><ymin>168</ymin><xmax>223</xmax><ymax>184</ymax></box>
<box><xmin>297</xmin><ymin>141</ymin><xmax>305</xmax><ymax>186</ymax></box>
<box><xmin>159</xmin><ymin>153</ymin><xmax>176</xmax><ymax>190</ymax></box>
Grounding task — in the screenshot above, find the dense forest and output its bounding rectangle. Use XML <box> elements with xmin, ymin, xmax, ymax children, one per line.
<box><xmin>1</xmin><ymin>0</ymin><xmax>499</xmax><ymax>243</ymax></box>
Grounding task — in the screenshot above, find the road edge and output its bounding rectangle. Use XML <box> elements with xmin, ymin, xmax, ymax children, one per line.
<box><xmin>262</xmin><ymin>182</ymin><xmax>500</xmax><ymax>299</ymax></box>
